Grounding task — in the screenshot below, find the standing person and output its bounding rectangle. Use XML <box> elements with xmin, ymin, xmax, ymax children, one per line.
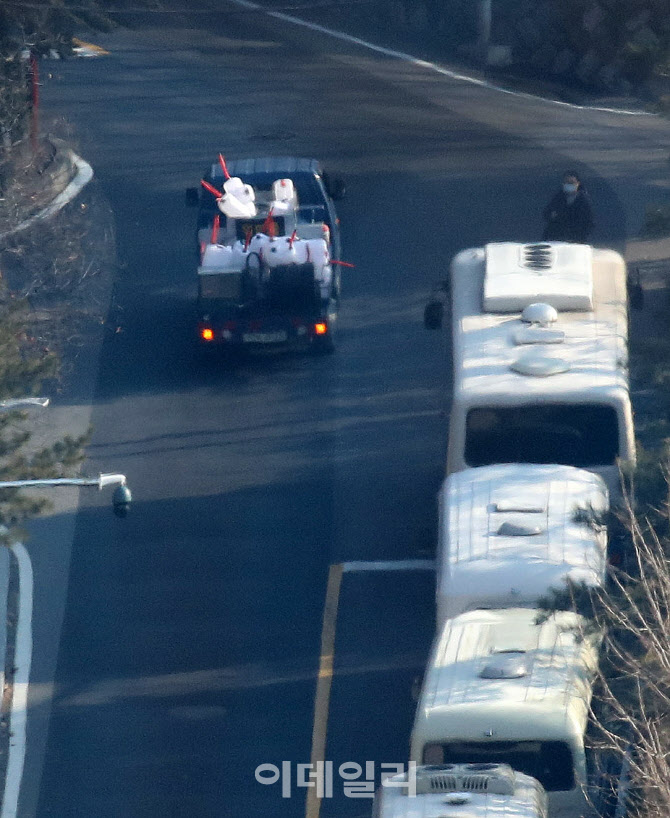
<box><xmin>542</xmin><ymin>172</ymin><xmax>594</xmax><ymax>243</ymax></box>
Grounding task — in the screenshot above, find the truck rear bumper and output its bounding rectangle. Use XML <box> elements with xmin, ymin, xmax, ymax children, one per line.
<box><xmin>197</xmin><ymin>315</ymin><xmax>335</xmax><ymax>351</ymax></box>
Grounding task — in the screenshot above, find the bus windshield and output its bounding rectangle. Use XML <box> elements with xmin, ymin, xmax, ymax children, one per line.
<box><xmin>424</xmin><ymin>740</ymin><xmax>575</xmax><ymax>792</ymax></box>
<box><xmin>464</xmin><ymin>404</ymin><xmax>619</xmax><ymax>468</ymax></box>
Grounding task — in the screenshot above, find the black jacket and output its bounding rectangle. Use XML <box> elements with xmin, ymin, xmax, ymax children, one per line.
<box><xmin>542</xmin><ymin>188</ymin><xmax>594</xmax><ymax>243</ymax></box>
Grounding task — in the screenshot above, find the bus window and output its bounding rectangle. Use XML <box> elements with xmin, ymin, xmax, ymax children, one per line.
<box><xmin>465</xmin><ymin>405</ymin><xmax>619</xmax><ymax>468</ymax></box>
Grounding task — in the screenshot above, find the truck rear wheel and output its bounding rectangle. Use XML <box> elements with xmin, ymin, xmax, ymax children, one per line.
<box><xmin>313</xmin><ymin>337</ymin><xmax>335</xmax><ymax>354</ymax></box>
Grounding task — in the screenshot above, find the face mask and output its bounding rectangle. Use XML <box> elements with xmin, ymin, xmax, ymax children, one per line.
<box><xmin>563</xmin><ymin>183</ymin><xmax>578</xmax><ymax>194</ymax></box>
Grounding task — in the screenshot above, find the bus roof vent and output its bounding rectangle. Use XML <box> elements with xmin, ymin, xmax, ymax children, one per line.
<box><xmin>497</xmin><ymin>521</ymin><xmax>544</xmax><ymax>537</ymax></box>
<box><xmin>521</xmin><ymin>243</ymin><xmax>554</xmax><ymax>270</ymax></box>
<box><xmin>479</xmin><ymin>651</ymin><xmax>529</xmax><ymax>680</ymax></box>
<box><xmin>510</xmin><ymin>353</ymin><xmax>571</xmax><ymax>377</ymax></box>
<box><xmin>414</xmin><ymin>764</ymin><xmax>516</xmax><ymax>796</ymax></box>
<box><xmin>493</xmin><ymin>501</ymin><xmax>546</xmax><ymax>513</ymax></box>
<box><xmin>483</xmin><ymin>242</ymin><xmax>593</xmax><ymax>313</ymax></box>
<box><xmin>513</xmin><ymin>326</ymin><xmax>566</xmax><ymax>345</ymax></box>
<box><xmin>442</xmin><ymin>793</ymin><xmax>472</xmax><ymax>806</ymax></box>
<box><xmin>460</xmin><ymin>764</ymin><xmax>516</xmax><ymax>794</ymax></box>
<box><xmin>521</xmin><ymin>302</ymin><xmax>558</xmax><ymax>325</ymax></box>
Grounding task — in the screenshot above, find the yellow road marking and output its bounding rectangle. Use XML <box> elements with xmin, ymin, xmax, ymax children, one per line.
<box><xmin>305</xmin><ymin>562</ymin><xmax>344</xmax><ymax>818</ymax></box>
<box><xmin>72</xmin><ymin>38</ymin><xmax>110</xmax><ymax>55</ymax></box>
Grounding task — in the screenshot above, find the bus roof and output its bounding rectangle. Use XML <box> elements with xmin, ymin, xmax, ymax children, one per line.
<box><xmin>451</xmin><ymin>244</ymin><xmax>629</xmax><ymax>407</ymax></box>
<box><xmin>437</xmin><ymin>464</ymin><xmax>608</xmax><ymax>622</ymax></box>
<box><xmin>412</xmin><ymin>609</ymin><xmax>598</xmax><ymax>752</ymax></box>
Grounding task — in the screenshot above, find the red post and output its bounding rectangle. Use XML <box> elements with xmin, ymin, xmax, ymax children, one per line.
<box><xmin>262</xmin><ymin>208</ymin><xmax>277</xmax><ymax>237</ymax></box>
<box><xmin>218</xmin><ymin>153</ymin><xmax>231</xmax><ymax>180</ymax></box>
<box><xmin>201</xmin><ymin>179</ymin><xmax>222</xmax><ymax>198</ymax></box>
<box><xmin>29</xmin><ymin>52</ymin><xmax>39</xmax><ymax>155</ymax></box>
<box><xmin>210</xmin><ymin>214</ymin><xmax>220</xmax><ymax>245</ymax></box>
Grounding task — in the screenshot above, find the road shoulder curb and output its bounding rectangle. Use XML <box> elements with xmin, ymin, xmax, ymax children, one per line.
<box><xmin>0</xmin><ymin>546</ymin><xmax>19</xmax><ymax>797</ymax></box>
<box><xmin>0</xmin><ymin>146</ymin><xmax>94</xmax><ymax>242</ymax></box>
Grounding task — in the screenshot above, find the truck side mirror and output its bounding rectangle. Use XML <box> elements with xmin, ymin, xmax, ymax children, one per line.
<box><xmin>424</xmin><ymin>300</ymin><xmax>443</xmax><ymax>330</ymax></box>
<box><xmin>323</xmin><ymin>173</ymin><xmax>345</xmax><ymax>201</ymax></box>
<box><xmin>627</xmin><ymin>270</ymin><xmax>644</xmax><ymax>311</ymax></box>
<box><xmin>185</xmin><ymin>187</ymin><xmax>200</xmax><ymax>207</ymax></box>
<box><xmin>329</xmin><ymin>178</ymin><xmax>346</xmax><ymax>201</ymax></box>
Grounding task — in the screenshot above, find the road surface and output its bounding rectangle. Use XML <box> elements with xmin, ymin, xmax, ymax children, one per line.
<box><xmin>21</xmin><ymin>2</ymin><xmax>668</xmax><ymax>817</ymax></box>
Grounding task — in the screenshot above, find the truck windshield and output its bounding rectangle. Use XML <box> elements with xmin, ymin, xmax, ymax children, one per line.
<box><xmin>464</xmin><ymin>404</ymin><xmax>619</xmax><ymax>468</ymax></box>
<box><xmin>424</xmin><ymin>740</ymin><xmax>575</xmax><ymax>792</ymax></box>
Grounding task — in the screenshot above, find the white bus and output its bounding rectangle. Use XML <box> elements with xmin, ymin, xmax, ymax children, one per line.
<box><xmin>410</xmin><ymin>607</ymin><xmax>600</xmax><ymax>818</ymax></box>
<box><xmin>372</xmin><ymin>763</ymin><xmax>548</xmax><ymax>818</ymax></box>
<box><xmin>436</xmin><ymin>463</ymin><xmax>608</xmax><ymax>626</ymax></box>
<box><xmin>435</xmin><ymin>242</ymin><xmax>635</xmax><ymax>494</ymax></box>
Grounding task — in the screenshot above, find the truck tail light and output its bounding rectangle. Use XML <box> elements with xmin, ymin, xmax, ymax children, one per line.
<box><xmin>201</xmin><ymin>327</ymin><xmax>214</xmax><ymax>341</ymax></box>
<box><xmin>314</xmin><ymin>322</ymin><xmax>328</xmax><ymax>336</ymax></box>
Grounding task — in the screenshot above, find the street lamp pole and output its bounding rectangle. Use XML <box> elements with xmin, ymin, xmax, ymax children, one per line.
<box><xmin>0</xmin><ymin>473</ymin><xmax>132</xmax><ymax>515</ymax></box>
<box><xmin>478</xmin><ymin>0</ymin><xmax>492</xmax><ymax>58</ymax></box>
<box><xmin>0</xmin><ymin>401</ymin><xmax>132</xmax><ymax>515</ymax></box>
<box><xmin>0</xmin><ymin>473</ymin><xmax>126</xmax><ymax>489</ymax></box>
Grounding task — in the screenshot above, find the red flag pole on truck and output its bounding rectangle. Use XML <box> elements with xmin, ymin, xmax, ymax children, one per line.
<box><xmin>218</xmin><ymin>154</ymin><xmax>231</xmax><ymax>180</ymax></box>
<box><xmin>210</xmin><ymin>214</ymin><xmax>220</xmax><ymax>245</ymax></box>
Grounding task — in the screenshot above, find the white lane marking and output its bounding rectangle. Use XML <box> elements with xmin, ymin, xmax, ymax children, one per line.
<box><xmin>227</xmin><ymin>0</ymin><xmax>654</xmax><ymax>117</ymax></box>
<box><xmin>2</xmin><ymin>543</ymin><xmax>34</xmax><ymax>818</ymax></box>
<box><xmin>342</xmin><ymin>559</ymin><xmax>435</xmax><ymax>572</ymax></box>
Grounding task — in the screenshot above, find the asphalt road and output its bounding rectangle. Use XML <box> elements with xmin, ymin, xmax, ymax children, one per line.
<box><xmin>23</xmin><ymin>2</ymin><xmax>670</xmax><ymax>817</ymax></box>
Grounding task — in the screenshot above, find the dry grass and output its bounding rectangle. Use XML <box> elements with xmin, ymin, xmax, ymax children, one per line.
<box><xmin>0</xmin><ymin>137</ymin><xmax>114</xmax><ymax>363</ymax></box>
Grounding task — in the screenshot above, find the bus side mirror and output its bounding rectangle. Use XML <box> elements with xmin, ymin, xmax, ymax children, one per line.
<box><xmin>627</xmin><ymin>270</ymin><xmax>644</xmax><ymax>311</ymax></box>
<box><xmin>424</xmin><ymin>300</ymin><xmax>443</xmax><ymax>330</ymax></box>
<box><xmin>185</xmin><ymin>187</ymin><xmax>200</xmax><ymax>207</ymax></box>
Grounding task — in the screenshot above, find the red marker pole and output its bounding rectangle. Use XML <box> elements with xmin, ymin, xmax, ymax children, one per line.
<box><xmin>263</xmin><ymin>208</ymin><xmax>277</xmax><ymax>237</ymax></box>
<box><xmin>218</xmin><ymin>154</ymin><xmax>231</xmax><ymax>180</ymax></box>
<box><xmin>211</xmin><ymin>214</ymin><xmax>220</xmax><ymax>245</ymax></box>
<box><xmin>29</xmin><ymin>52</ymin><xmax>39</xmax><ymax>155</ymax></box>
<box><xmin>201</xmin><ymin>179</ymin><xmax>222</xmax><ymax>198</ymax></box>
